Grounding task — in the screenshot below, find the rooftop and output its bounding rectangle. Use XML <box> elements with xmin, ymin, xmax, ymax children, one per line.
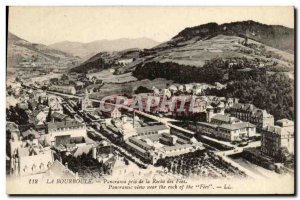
<box><xmin>48</xmin><ymin>160</ymin><xmax>76</xmax><ymax>178</ymax></box>
<box><xmin>47</xmin><ymin>120</ymin><xmax>85</xmax><ymax>130</ymax></box>
<box><xmin>21</xmin><ymin>128</ymin><xmax>40</xmax><ymax>138</ymax></box>
<box><xmin>136</xmin><ymin>124</ymin><xmax>169</xmax><ymax>134</ymax></box>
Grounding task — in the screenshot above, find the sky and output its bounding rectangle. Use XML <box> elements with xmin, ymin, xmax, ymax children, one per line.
<box><xmin>8</xmin><ymin>6</ymin><xmax>294</xmax><ymax>45</ymax></box>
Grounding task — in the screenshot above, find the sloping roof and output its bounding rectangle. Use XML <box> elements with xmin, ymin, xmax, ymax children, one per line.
<box><xmin>48</xmin><ymin>160</ymin><xmax>76</xmax><ymax>178</ymax></box>
<box><xmin>276</xmin><ymin>119</ymin><xmax>294</xmax><ymax>127</ymax></box>
<box><xmin>21</xmin><ymin>128</ymin><xmax>40</xmax><ymax>138</ymax></box>
<box><xmin>6</xmin><ymin>122</ymin><xmax>19</xmax><ymax>132</ymax></box>
<box><xmin>73</xmin><ymin>145</ymin><xmax>93</xmax><ymax>158</ymax></box>
<box><xmin>129</xmin><ymin>137</ymin><xmax>153</xmax><ymax>150</ymax></box>
<box><xmin>52</xmin><ymin>112</ymin><xmax>68</xmax><ymax>120</ymax></box>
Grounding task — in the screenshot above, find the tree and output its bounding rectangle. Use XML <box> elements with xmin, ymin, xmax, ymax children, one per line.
<box><xmin>277</xmin><ymin>147</ymin><xmax>292</xmax><ymax>163</ymax></box>
<box><xmin>46</xmin><ymin>107</ymin><xmax>52</xmax><ymax>122</ymax></box>
<box><xmin>38</xmin><ymin>96</ymin><xmax>42</xmax><ymax>104</ymax></box>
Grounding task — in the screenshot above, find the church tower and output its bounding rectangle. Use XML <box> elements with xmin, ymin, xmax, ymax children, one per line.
<box><xmin>81</xmin><ymin>89</ymin><xmax>91</xmax><ymax>111</ymax></box>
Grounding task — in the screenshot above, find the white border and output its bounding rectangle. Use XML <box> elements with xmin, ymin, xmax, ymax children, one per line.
<box><xmin>0</xmin><ymin>0</ymin><xmax>298</xmax><ymax>199</ymax></box>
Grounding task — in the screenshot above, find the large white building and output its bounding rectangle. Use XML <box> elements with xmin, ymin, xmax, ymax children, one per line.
<box><xmin>46</xmin><ymin>121</ymin><xmax>87</xmax><ymax>146</ymax></box>
<box><xmin>10</xmin><ymin>138</ymin><xmax>54</xmax><ymax>176</ymax></box>
<box><xmin>261</xmin><ymin>119</ymin><xmax>294</xmax><ymax>158</ymax></box>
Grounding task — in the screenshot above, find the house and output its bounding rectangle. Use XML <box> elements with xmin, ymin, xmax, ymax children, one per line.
<box><xmin>51</xmin><ymin>112</ymin><xmax>69</xmax><ymax>122</ymax></box>
<box><xmin>21</xmin><ymin>128</ymin><xmax>40</xmax><ymax>140</ymax></box>
<box><xmin>102</xmin><ymin>107</ymin><xmax>122</xmax><ymax>119</ymax></box>
<box><xmin>33</xmin><ymin>110</ymin><xmax>47</xmax><ymax>129</ymax></box>
<box><xmin>17</xmin><ymin>100</ymin><xmax>29</xmax><ymax>110</ymax></box>
<box><xmin>184</xmin><ymin>84</ymin><xmax>193</xmax><ymax>93</ymax></box>
<box><xmin>118</xmin><ymin>58</ymin><xmax>133</xmax><ymax>66</ymax></box>
<box><xmin>161</xmin><ymin>89</ymin><xmax>172</xmax><ymax>98</ymax></box>
<box><xmin>192</xmin><ymin>85</ymin><xmax>202</xmax><ymax>95</ymax></box>
<box><xmin>168</xmin><ymin>85</ymin><xmax>178</xmax><ymax>93</ymax></box>
<box><xmin>261</xmin><ymin>119</ymin><xmax>294</xmax><ymax>158</ymax></box>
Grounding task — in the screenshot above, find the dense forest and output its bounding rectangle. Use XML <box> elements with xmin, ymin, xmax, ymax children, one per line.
<box><xmin>133</xmin><ymin>61</ymin><xmax>225</xmax><ymax>84</ymax></box>
<box><xmin>207</xmin><ymin>72</ymin><xmax>294</xmax><ymax>120</ymax></box>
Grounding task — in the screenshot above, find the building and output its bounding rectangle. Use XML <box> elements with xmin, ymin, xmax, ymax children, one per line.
<box><xmin>118</xmin><ymin>58</ymin><xmax>133</xmax><ymax>66</ymax></box>
<box><xmin>261</xmin><ymin>119</ymin><xmax>294</xmax><ymax>158</ymax></box>
<box><xmin>33</xmin><ymin>110</ymin><xmax>48</xmax><ymax>129</ymax></box>
<box><xmin>46</xmin><ymin>160</ymin><xmax>76</xmax><ymax>178</ymax></box>
<box><xmin>48</xmin><ymin>96</ymin><xmax>64</xmax><ymax>114</ymax></box>
<box><xmin>125</xmin><ymin>131</ymin><xmax>203</xmax><ymax>164</ymax></box>
<box><xmin>210</xmin><ymin>114</ymin><xmax>241</xmax><ymax>125</ymax></box>
<box><xmin>46</xmin><ymin>120</ymin><xmax>87</xmax><ymax>146</ymax></box>
<box><xmin>10</xmin><ymin>138</ymin><xmax>54</xmax><ymax>176</ymax></box>
<box><xmin>51</xmin><ymin>112</ymin><xmax>69</xmax><ymax>122</ymax></box>
<box><xmin>229</xmin><ymin>103</ymin><xmax>274</xmax><ymax>129</ymax></box>
<box><xmin>49</xmin><ymin>85</ymin><xmax>76</xmax><ymax>95</ymax></box>
<box><xmin>101</xmin><ymin>107</ymin><xmax>122</xmax><ymax>119</ymax></box>
<box><xmin>135</xmin><ymin>124</ymin><xmax>170</xmax><ymax>136</ymax></box>
<box><xmin>189</xmin><ymin>122</ymin><xmax>218</xmax><ymax>137</ymax></box>
<box><xmin>206</xmin><ymin>104</ymin><xmax>225</xmax><ymax>122</ymax></box>
<box><xmin>189</xmin><ymin>116</ymin><xmax>256</xmax><ymax>142</ymax></box>
<box><xmin>168</xmin><ymin>85</ymin><xmax>178</xmax><ymax>94</ymax></box>
<box><xmin>218</xmin><ymin>122</ymin><xmax>256</xmax><ymax>141</ymax></box>
<box><xmin>81</xmin><ymin>89</ymin><xmax>94</xmax><ymax>111</ymax></box>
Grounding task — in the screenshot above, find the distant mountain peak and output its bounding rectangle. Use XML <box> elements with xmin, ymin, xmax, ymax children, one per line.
<box><xmin>49</xmin><ymin>37</ymin><xmax>160</xmax><ymax>59</ymax></box>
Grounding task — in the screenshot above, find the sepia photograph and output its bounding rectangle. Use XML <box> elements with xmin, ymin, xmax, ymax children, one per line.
<box><xmin>5</xmin><ymin>6</ymin><xmax>295</xmax><ymax>195</ymax></box>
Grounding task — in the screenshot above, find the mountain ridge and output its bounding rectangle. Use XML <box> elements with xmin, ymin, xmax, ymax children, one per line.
<box><xmin>7</xmin><ymin>32</ymin><xmax>80</xmax><ymax>74</ymax></box>
<box><xmin>70</xmin><ymin>20</ymin><xmax>294</xmax><ymax>76</ymax></box>
<box><xmin>50</xmin><ymin>37</ymin><xmax>160</xmax><ymax>59</ymax></box>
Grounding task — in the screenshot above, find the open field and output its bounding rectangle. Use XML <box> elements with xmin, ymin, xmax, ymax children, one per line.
<box><xmin>87</xmin><ymin>69</ymin><xmax>137</xmax><ymax>83</ymax></box>
<box><xmin>90</xmin><ymin>78</ymin><xmax>173</xmax><ymax>98</ymax></box>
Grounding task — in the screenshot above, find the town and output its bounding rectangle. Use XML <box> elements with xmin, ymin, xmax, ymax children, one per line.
<box><xmin>6</xmin><ymin>67</ymin><xmax>294</xmax><ymax>181</ymax></box>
